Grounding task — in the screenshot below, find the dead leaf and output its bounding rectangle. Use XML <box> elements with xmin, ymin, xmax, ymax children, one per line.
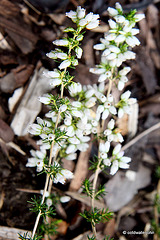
<box><xmin>11</xmin><ymin>68</ymin><xmax>53</xmax><ymax>136</ymax></box>
<box><xmin>8</xmin><ymin>87</ymin><xmax>24</xmax><ymax>112</ymax></box>
<box><xmin>48</xmin><ymin>13</ymin><xmax>66</xmax><ymax>25</ymax></box>
<box><xmin>69</xmin><ymin>142</ymin><xmax>92</xmax><ymax>191</ymax></box>
<box><xmin>0</xmin><ymin>119</ymin><xmax>14</xmax><ymax>143</ymax></box>
<box><xmin>136</xmin><ymin>47</ymin><xmax>157</xmax><ymax>94</ymax></box>
<box><xmin>103</xmin><ymin>218</ymin><xmax>116</xmax><ymax>237</ymax></box>
<box><xmin>0</xmin><ymin>191</ymin><xmax>5</xmax><ymax>210</ymax></box>
<box><xmin>83</xmin><ymin>39</ymin><xmax>95</xmax><ymax>67</ymax></box>
<box><xmin>0</xmin><ymin>65</ymin><xmax>34</xmax><ymax>93</ymax></box>
<box><xmin>147</xmin><ymin>4</ymin><xmax>159</xmax><ymax>28</ymax></box>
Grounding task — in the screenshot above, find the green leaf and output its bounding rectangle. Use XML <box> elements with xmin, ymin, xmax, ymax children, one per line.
<box><xmin>64</xmin><ymin>27</ymin><xmax>75</xmax><ymax>33</ymax></box>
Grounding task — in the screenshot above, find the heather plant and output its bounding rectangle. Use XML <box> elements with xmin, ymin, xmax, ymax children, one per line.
<box><xmin>19</xmin><ymin>4</ymin><xmax>144</xmax><ymax>240</ymax></box>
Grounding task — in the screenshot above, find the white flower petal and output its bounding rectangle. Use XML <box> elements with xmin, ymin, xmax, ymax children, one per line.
<box><xmin>113</xmin><ymin>143</ymin><xmax>121</xmax><ymax>155</ymax></box>
<box><xmin>110</xmin><ymin>160</ymin><xmax>119</xmax><ymax>175</ymax></box>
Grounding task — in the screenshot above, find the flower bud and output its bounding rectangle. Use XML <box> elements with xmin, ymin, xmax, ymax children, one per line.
<box><xmin>108</xmin><ymin>7</ymin><xmax>118</xmax><ymax>16</ymax></box>
<box><xmin>38</xmin><ymin>94</ymin><xmax>51</xmax><ymax>104</ymax></box>
<box><xmin>53</xmin><ymin>39</ymin><xmax>69</xmax><ymax>46</ymax></box>
<box><xmin>59</xmin><ymin>60</ymin><xmax>71</xmax><ymax>70</ymax></box>
<box><xmin>75</xmin><ymin>46</ymin><xmax>83</xmax><ymax>59</ymax></box>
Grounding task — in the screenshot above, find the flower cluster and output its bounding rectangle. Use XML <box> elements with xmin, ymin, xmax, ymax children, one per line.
<box><xmin>66</xmin><ymin>6</ymin><xmax>99</xmax><ymax>30</ymax></box>
<box><xmin>90</xmin><ymin>3</ymin><xmax>145</xmax><ymax>90</ymax></box>
<box><xmin>26</xmin><ymin>6</ymin><xmax>100</xmax><ymax>184</ymax></box>
<box><xmin>24</xmin><ymin>4</ymin><xmax>145</xmax><ymax>240</ymax></box>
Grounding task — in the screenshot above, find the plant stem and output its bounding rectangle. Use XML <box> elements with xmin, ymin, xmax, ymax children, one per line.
<box><xmin>90</xmin><ymin>78</ymin><xmax>113</xmax><ymax>238</ymax></box>
<box><xmin>31</xmin><ymin>85</ymin><xmax>65</xmax><ymax>239</ymax></box>
<box><xmin>32</xmin><ymin>140</ymin><xmax>55</xmax><ymax>238</ymax></box>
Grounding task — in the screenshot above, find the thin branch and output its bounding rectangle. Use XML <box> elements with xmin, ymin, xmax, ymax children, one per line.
<box><xmin>122</xmin><ymin>122</ymin><xmax>160</xmax><ymax>151</ymax></box>
<box><xmin>90</xmin><ymin>78</ymin><xmax>113</xmax><ymax>238</ymax></box>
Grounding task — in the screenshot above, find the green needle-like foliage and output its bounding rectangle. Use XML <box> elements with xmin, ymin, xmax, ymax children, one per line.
<box><xmin>28</xmin><ymin>196</ymin><xmax>55</xmax><ymax>219</ymax></box>
<box><xmin>18</xmin><ymin>233</ymin><xmax>42</xmax><ymax>240</ymax></box>
<box><xmin>80</xmin><ymin>208</ymin><xmax>113</xmax><ymax>226</ymax></box>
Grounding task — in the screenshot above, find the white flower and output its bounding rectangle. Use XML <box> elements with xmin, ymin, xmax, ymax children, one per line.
<box><xmin>119</xmin><ymin>67</ymin><xmax>131</xmax><ymax>76</ymax></box>
<box><xmin>28</xmin><ymin>123</ymin><xmax>42</xmax><ymax>135</ymax></box>
<box><xmin>68</xmin><ymin>82</ymin><xmax>82</xmax><ymax>97</ymax></box>
<box><xmin>103</xmin><ymin>158</ymin><xmax>111</xmax><ymax>166</ymax></box>
<box><xmin>113</xmin><ymin>143</ymin><xmax>122</xmax><ymax>155</ymax></box>
<box><xmin>36</xmin><ymin>117</ymin><xmax>44</xmax><ymax>125</ymax></box>
<box><xmin>86</xmin><ymin>20</ymin><xmax>99</xmax><ymax>29</ymax></box>
<box><xmin>108</xmin><ymin>119</ymin><xmax>115</xmax><ymax>129</ymax></box>
<box><xmin>46</xmin><ymin>198</ymin><xmax>52</xmax><ymax>207</ymax></box>
<box><xmin>114</xmin><ymin>15</ymin><xmax>125</xmax><ymax>23</ymax></box>
<box><xmin>76</xmin><ymin>35</ymin><xmax>83</xmax><ymax>41</ymax></box>
<box><xmin>110</xmin><ymin>144</ymin><xmax>131</xmax><ymax>175</ymax></box>
<box><xmin>108</xmin><ymin>7</ymin><xmax>118</xmax><ymax>16</ymax></box>
<box><xmin>66</xmin><ymin>126</ymin><xmax>75</xmax><ymax>137</ymax></box>
<box><xmin>85</xmin><ymin>88</ymin><xmax>95</xmax><ymax>98</ymax></box>
<box><xmin>106</xmin><ymin>53</ymin><xmax>117</xmax><ymax>60</ymax></box>
<box><xmin>53</xmin><ymin>39</ymin><xmax>69</xmax><ymax>46</ymax></box>
<box><xmin>59</xmin><ymin>104</ymin><xmax>67</xmax><ymax>112</ymax></box>
<box><xmin>46</xmin><ymin>52</ymin><xmax>57</xmax><ymax>59</ymax></box>
<box><xmin>59</xmin><ymin>60</ymin><xmax>71</xmax><ymax>70</ymax></box>
<box><xmin>61</xmin><ymin>169</ymin><xmax>73</xmax><ymax>180</ymax></box>
<box><xmin>108</xmin><ymin>19</ymin><xmax>117</xmax><ymax>29</ymax></box>
<box><xmin>64</xmin><ymin>117</ymin><xmax>72</xmax><ymax>126</ymax></box>
<box><xmin>98</xmin><ymin>71</ymin><xmax>112</xmax><ymax>82</ymax></box>
<box><xmin>94</xmin><ymin>44</ymin><xmax>106</xmax><ymax>50</ymax></box>
<box><xmin>40</xmin><ymin>190</ymin><xmax>49</xmax><ymax>197</ymax></box>
<box><xmin>118</xmin><ymin>108</ymin><xmax>124</xmax><ymax>118</ymax></box>
<box><xmin>123</xmin><ymin>50</ymin><xmax>136</xmax><ymax>60</ymax></box>
<box><xmin>43</xmin><ymin>69</ymin><xmax>60</xmax><ymax>78</ymax></box>
<box><xmin>68</xmin><ymin>136</ymin><xmax>80</xmax><ymax>144</ymax></box>
<box><xmin>85</xmin><ymin>97</ymin><xmax>96</xmax><ymax>108</ymax></box>
<box><xmin>79</xmin><ymin>18</ymin><xmax>87</xmax><ymax>27</ymax></box>
<box><xmin>56</xmin><ymin>52</ymin><xmax>68</xmax><ymax>60</ymax></box>
<box><xmin>118</xmin><ymin>75</ymin><xmax>128</xmax><ymax>91</ymax></box>
<box><xmin>26</xmin><ymin>149</ymin><xmax>46</xmax><ymax>172</ymax></box>
<box><xmin>126</xmin><ymin>36</ymin><xmax>140</xmax><ymax>47</ymax></box>
<box><xmin>60</xmin><ymin>196</ymin><xmax>71</xmax><ymax>203</ymax></box>
<box><xmin>106</xmin><ymin>33</ymin><xmax>117</xmax><ymax>41</ymax></box>
<box><xmin>72</xmin><ymin>59</ymin><xmax>78</xmax><ymax>66</ymax></box>
<box><xmin>121</xmin><ymin>90</ymin><xmax>131</xmax><ymax>100</ymax></box>
<box><xmin>77</xmin><ymin>6</ymin><xmax>86</xmax><ymax>19</ymax></box>
<box><xmin>134</xmin><ymin>13</ymin><xmax>145</xmax><ymax>22</ymax></box>
<box><xmin>50</xmin><ymin>78</ymin><xmax>61</xmax><ymax>87</ymax></box>
<box><xmin>118</xmin><ymin>81</ymin><xmax>125</xmax><ymax>91</ymax></box>
<box><xmin>48</xmin><ymin>134</ymin><xmax>55</xmax><ymax>141</ymax></box>
<box><xmin>110</xmin><ymin>160</ymin><xmax>119</xmax><ymax>175</ymax></box>
<box><xmin>65</xmin><ymin>153</ymin><xmax>77</xmax><ymax>160</ymax></box>
<box><xmin>102</xmin><ymin>49</ymin><xmax>111</xmax><ymax>56</ymax></box>
<box><xmin>99</xmin><ymin>141</ymin><xmax>110</xmax><ymax>156</ymax></box>
<box><xmin>75</xmin><ymin>46</ymin><xmax>83</xmax><ymax>59</ymax></box>
<box><xmin>72</xmin><ymin>101</ymin><xmax>82</xmax><ymax>108</ymax></box>
<box><xmin>115</xmin><ymin>35</ymin><xmax>126</xmax><ymax>43</ymax></box>
<box><xmin>100</xmin><ymin>97</ymin><xmax>117</xmax><ymax>120</ymax></box>
<box><xmin>131</xmin><ymin>28</ymin><xmax>140</xmax><ymax>35</ymax></box>
<box><xmin>115</xmin><ymin>2</ymin><xmax>123</xmax><ymax>11</ymax></box>
<box><xmin>38</xmin><ymin>94</ymin><xmax>51</xmax><ymax>104</ymax></box>
<box><xmin>54</xmin><ymin>169</ymin><xmax>73</xmax><ymax>184</ymax></box>
<box><xmin>66</xmin><ymin>144</ymin><xmax>77</xmax><ymax>154</ymax></box>
<box><xmin>77</xmin><ymin>143</ymin><xmax>89</xmax><ymax>152</ymax></box>
<box><xmin>66</xmin><ymin>10</ymin><xmax>77</xmax><ymax>21</ymax></box>
<box><xmin>109</xmin><ymin>45</ymin><xmax>120</xmax><ymax>54</ymax></box>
